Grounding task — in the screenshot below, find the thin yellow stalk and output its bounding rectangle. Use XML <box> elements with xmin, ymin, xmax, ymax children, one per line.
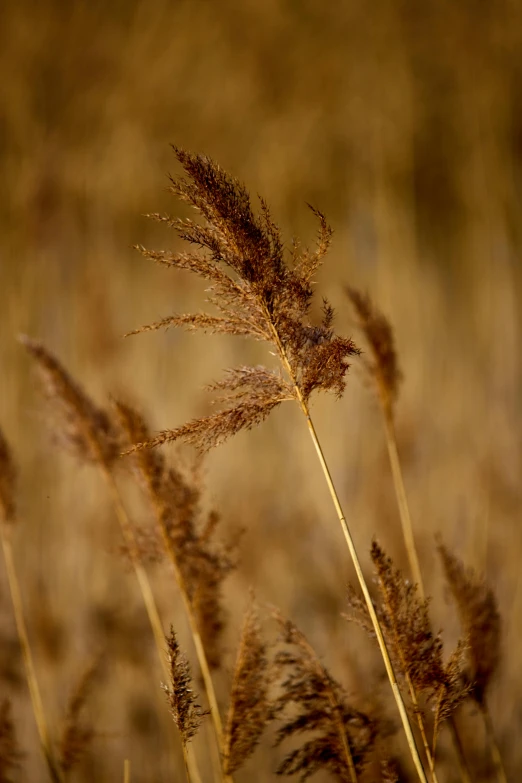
<box><xmin>381</xmin><ymin>406</ymin><xmax>424</xmax><ymax>598</ymax></box>
<box><xmin>480</xmin><ymin>704</ymin><xmax>507</xmax><ymax>783</ymax></box>
<box><xmin>0</xmin><ymin>525</ymin><xmax>63</xmax><ymax>783</ymax></box>
<box><xmin>181</xmin><ymin>744</ymin><xmax>191</xmax><ymax>783</ymax></box>
<box><xmin>123</xmin><ymin>758</ymin><xmax>130</xmax><ymax>783</ymax></box>
<box><xmin>268</xmin><ymin>322</ymin><xmax>427</xmax><ymax>783</ymax></box>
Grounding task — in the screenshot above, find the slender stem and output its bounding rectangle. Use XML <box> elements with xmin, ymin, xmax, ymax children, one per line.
<box><xmin>381</xmin><ymin>406</ymin><xmax>424</xmax><ymax>598</ymax></box>
<box><xmin>123</xmin><ymin>759</ymin><xmax>130</xmax><ymax>783</ymax></box>
<box><xmin>266</xmin><ymin>320</ymin><xmax>427</xmax><ymax>782</ymax></box>
<box><xmin>182</xmin><ymin>744</ymin><xmax>191</xmax><ymax>783</ymax></box>
<box><xmin>480</xmin><ymin>703</ymin><xmax>507</xmax><ymax>783</ymax></box>
<box><xmin>0</xmin><ymin>525</ymin><xmax>63</xmax><ymax>783</ymax></box>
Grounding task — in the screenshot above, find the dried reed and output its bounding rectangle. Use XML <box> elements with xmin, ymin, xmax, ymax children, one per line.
<box><xmin>347</xmin><ymin>288</ymin><xmax>474</xmax><ymax>782</ymax></box>
<box><xmin>58</xmin><ymin>658</ymin><xmax>99</xmax><ymax>778</ymax></box>
<box><xmin>347</xmin><ymin>543</ymin><xmax>470</xmax><ymax>782</ymax></box>
<box><xmin>163</xmin><ymin>628</ymin><xmax>207</xmax><ymax>781</ymax></box>
<box><xmin>222</xmin><ymin>601</ymin><xmax>272</xmax><ymax>775</ymax></box>
<box><xmin>0</xmin><ymin>426</ymin><xmax>63</xmax><ymax>783</ymax></box>
<box><xmin>19</xmin><ymin>337</ymin><xmax>203</xmax><ymax>783</ymax></box>
<box><xmin>273</xmin><ymin>611</ymin><xmax>376</xmax><ymax>783</ymax></box>
<box><xmin>438</xmin><ymin>542</ymin><xmax>506</xmax><ymax>783</ymax></box>
<box><xmin>116</xmin><ymin>400</ymin><xmax>234</xmax><ymax>781</ymax></box>
<box><xmin>126</xmin><ymin>148</ymin><xmax>427</xmax><ymax>781</ymax></box>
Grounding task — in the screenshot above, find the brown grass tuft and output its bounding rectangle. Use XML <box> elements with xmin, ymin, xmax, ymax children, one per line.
<box><xmin>19</xmin><ymin>335</ymin><xmax>121</xmax><ymax>466</ymax></box>
<box><xmin>273</xmin><ymin>611</ymin><xmax>375</xmax><ymax>782</ymax></box>
<box><xmin>58</xmin><ymin>658</ymin><xmax>100</xmax><ymax>778</ymax></box>
<box><xmin>346</xmin><ymin>288</ymin><xmax>402</xmax><ymax>414</ymax></box>
<box><xmin>162</xmin><ymin>628</ymin><xmax>207</xmax><ymax>747</ymax></box>
<box><xmin>124</xmin><ymin>147</ymin><xmax>359</xmax><ymax>454</ymax></box>
<box><xmin>347</xmin><ymin>542</ymin><xmax>470</xmax><ymax>764</ymax></box>
<box><xmin>223</xmin><ymin>602</ymin><xmax>272</xmax><ymax>775</ymax></box>
<box><xmin>437</xmin><ymin>543</ymin><xmax>501</xmax><ymax>707</ymax></box>
<box><xmin>116</xmin><ymin>400</ymin><xmax>235</xmax><ymax>669</ymax></box>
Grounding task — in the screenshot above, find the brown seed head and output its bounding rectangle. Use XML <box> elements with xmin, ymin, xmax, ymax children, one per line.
<box><xmin>20</xmin><ymin>336</ymin><xmax>120</xmax><ymax>466</ymax></box>
<box><xmin>437</xmin><ymin>542</ymin><xmax>501</xmax><ymax>706</ymax></box>
<box><xmin>346</xmin><ymin>288</ymin><xmax>402</xmax><ymax>413</ymax></box>
<box><xmin>273</xmin><ymin>611</ymin><xmax>375</xmax><ymax>781</ymax></box>
<box><xmin>125</xmin><ymin>148</ymin><xmax>359</xmax><ymax>454</ymax></box>
<box><xmin>223</xmin><ymin>602</ymin><xmax>272</xmax><ymax>774</ymax></box>
<box><xmin>162</xmin><ymin>628</ymin><xmax>207</xmax><ymax>746</ymax></box>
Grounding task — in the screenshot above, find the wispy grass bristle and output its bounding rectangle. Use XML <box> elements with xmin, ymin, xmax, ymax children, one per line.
<box><xmin>223</xmin><ymin>601</ymin><xmax>272</xmax><ymax>774</ymax></box>
<box><xmin>273</xmin><ymin>611</ymin><xmax>375</xmax><ymax>782</ymax></box>
<box><xmin>346</xmin><ymin>287</ymin><xmax>402</xmax><ymax>413</ymax></box>
<box><xmin>58</xmin><ymin>658</ymin><xmax>99</xmax><ymax>777</ymax></box>
<box><xmin>19</xmin><ymin>335</ymin><xmax>121</xmax><ymax>465</ymax></box>
<box><xmin>162</xmin><ymin>628</ymin><xmax>207</xmax><ymax>747</ymax></box>
<box><xmin>437</xmin><ymin>542</ymin><xmax>501</xmax><ymax>705</ymax></box>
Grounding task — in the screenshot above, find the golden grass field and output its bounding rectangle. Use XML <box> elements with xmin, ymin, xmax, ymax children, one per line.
<box><xmin>1</xmin><ymin>1</ymin><xmax>521</xmax><ymax>781</ymax></box>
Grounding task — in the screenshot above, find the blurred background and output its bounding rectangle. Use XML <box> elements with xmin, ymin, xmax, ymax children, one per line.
<box><xmin>1</xmin><ymin>0</ymin><xmax>521</xmax><ymax>780</ymax></box>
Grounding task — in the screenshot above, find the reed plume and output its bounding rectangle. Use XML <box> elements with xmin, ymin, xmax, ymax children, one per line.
<box><xmin>347</xmin><ymin>290</ymin><xmax>474</xmax><ymax>781</ymax></box>
<box><xmin>0</xmin><ymin>426</ymin><xmax>63</xmax><ymax>783</ymax></box>
<box><xmin>346</xmin><ymin>542</ymin><xmax>470</xmax><ymax>779</ymax></box>
<box><xmin>223</xmin><ymin>601</ymin><xmax>272</xmax><ymax>775</ymax></box>
<box><xmin>20</xmin><ymin>339</ymin><xmax>204</xmax><ymax>782</ymax></box>
<box><xmin>116</xmin><ymin>400</ymin><xmax>234</xmax><ymax>778</ymax></box>
<box><xmin>273</xmin><ymin>611</ymin><xmax>375</xmax><ymax>782</ymax></box>
<box><xmin>58</xmin><ymin>658</ymin><xmax>99</xmax><ymax>778</ymax></box>
<box><xmin>163</xmin><ymin>628</ymin><xmax>207</xmax><ymax>779</ymax></box>
<box><xmin>126</xmin><ymin>147</ymin><xmax>427</xmax><ymax>781</ymax></box>
<box><xmin>346</xmin><ymin>288</ymin><xmax>422</xmax><ymax>595</ymax></box>
<box><xmin>438</xmin><ymin>542</ymin><xmax>506</xmax><ymax>783</ymax></box>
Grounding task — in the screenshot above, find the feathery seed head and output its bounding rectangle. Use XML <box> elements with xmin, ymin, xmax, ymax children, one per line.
<box><xmin>162</xmin><ymin>628</ymin><xmax>207</xmax><ymax>746</ymax></box>
<box><xmin>346</xmin><ymin>288</ymin><xmax>402</xmax><ymax>413</ymax></box>
<box><xmin>20</xmin><ymin>336</ymin><xmax>121</xmax><ymax>466</ymax></box>
<box><xmin>126</xmin><ymin>148</ymin><xmax>359</xmax><ymax>454</ymax></box>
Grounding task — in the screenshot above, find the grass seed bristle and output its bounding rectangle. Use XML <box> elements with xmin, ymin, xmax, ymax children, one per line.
<box><xmin>162</xmin><ymin>628</ymin><xmax>207</xmax><ymax>746</ymax></box>
<box><xmin>346</xmin><ymin>287</ymin><xmax>402</xmax><ymax>413</ymax></box>
<box><xmin>19</xmin><ymin>336</ymin><xmax>121</xmax><ymax>466</ymax></box>
<box><xmin>273</xmin><ymin>611</ymin><xmax>375</xmax><ymax>782</ymax></box>
<box><xmin>223</xmin><ymin>602</ymin><xmax>272</xmax><ymax>774</ymax></box>
<box><xmin>437</xmin><ymin>543</ymin><xmax>501</xmax><ymax>706</ymax></box>
<box><xmin>58</xmin><ymin>659</ymin><xmax>99</xmax><ymax>776</ymax></box>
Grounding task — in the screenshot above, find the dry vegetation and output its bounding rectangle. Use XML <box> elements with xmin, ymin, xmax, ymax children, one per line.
<box><xmin>1</xmin><ymin>1</ymin><xmax>522</xmax><ymax>781</ymax></box>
